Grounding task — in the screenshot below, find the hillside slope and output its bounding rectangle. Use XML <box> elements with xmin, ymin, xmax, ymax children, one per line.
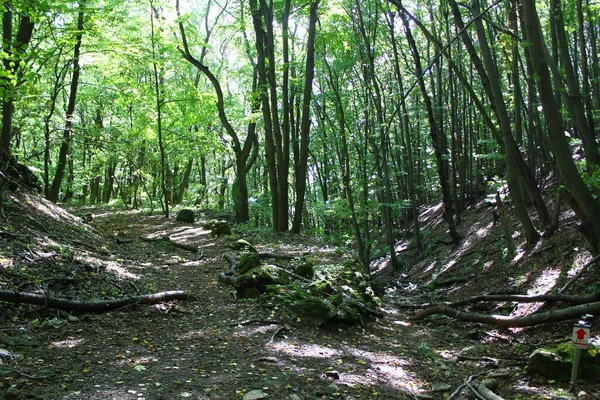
<box><xmin>1</xmin><ymin>170</ymin><xmax>599</xmax><ymax>399</ymax></box>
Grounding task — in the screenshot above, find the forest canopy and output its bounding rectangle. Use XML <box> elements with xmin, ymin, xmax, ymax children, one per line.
<box><xmin>2</xmin><ymin>0</ymin><xmax>600</xmax><ymax>265</ymax></box>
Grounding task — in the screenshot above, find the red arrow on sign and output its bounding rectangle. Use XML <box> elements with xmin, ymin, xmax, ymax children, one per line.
<box><xmin>575</xmin><ymin>328</ymin><xmax>587</xmax><ymax>340</ymax></box>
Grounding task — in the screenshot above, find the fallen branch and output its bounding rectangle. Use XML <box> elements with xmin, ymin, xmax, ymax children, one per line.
<box><xmin>560</xmin><ymin>254</ymin><xmax>600</xmax><ymax>293</ymax></box>
<box><xmin>268</xmin><ymin>326</ymin><xmax>288</xmax><ymax>344</ymax></box>
<box><xmin>412</xmin><ymin>301</ymin><xmax>600</xmax><ymax>327</ymax></box>
<box><xmin>0</xmin><ymin>366</ymin><xmax>52</xmax><ymax>380</ymax></box>
<box><xmin>258</xmin><ymin>252</ymin><xmax>304</xmax><ymax>261</ymax></box>
<box><xmin>0</xmin><ymin>289</ymin><xmax>188</xmax><ymax>313</ymax></box>
<box><xmin>477</xmin><ymin>378</ymin><xmax>504</xmax><ymax>400</ymax></box>
<box><xmin>400</xmin><ymin>290</ymin><xmax>600</xmax><ymax>310</ymax></box>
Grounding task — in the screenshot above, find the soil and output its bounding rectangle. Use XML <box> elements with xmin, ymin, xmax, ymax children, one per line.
<box><xmin>1</xmin><ymin>186</ymin><xmax>599</xmax><ymax>400</ymax></box>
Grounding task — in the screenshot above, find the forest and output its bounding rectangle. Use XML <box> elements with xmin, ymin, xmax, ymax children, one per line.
<box><xmin>1</xmin><ymin>0</ymin><xmax>600</xmax><ymax>398</ymax></box>
<box><xmin>1</xmin><ymin>0</ymin><xmax>597</xmax><ymax>259</ymax></box>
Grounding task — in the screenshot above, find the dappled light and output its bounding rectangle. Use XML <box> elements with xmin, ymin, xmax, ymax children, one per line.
<box><xmin>268</xmin><ymin>341</ymin><xmax>343</xmax><ymax>359</ymax></box>
<box><xmin>51</xmin><ymin>337</ymin><xmax>86</xmax><ymax>349</ymax></box>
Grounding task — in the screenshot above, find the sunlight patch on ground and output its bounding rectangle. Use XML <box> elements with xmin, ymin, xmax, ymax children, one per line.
<box><xmin>20</xmin><ymin>192</ymin><xmax>78</xmax><ymax>222</ymax></box>
<box><xmin>52</xmin><ymin>337</ymin><xmax>86</xmax><ymax>348</ymax></box>
<box><xmin>268</xmin><ymin>341</ymin><xmax>342</xmax><ymax>358</ymax></box>
<box><xmin>512</xmin><ymin>248</ymin><xmax>526</xmax><ymax>263</ymax></box>
<box><xmin>231</xmin><ymin>324</ymin><xmax>279</xmax><ymax>338</ymax></box>
<box><xmin>342</xmin><ymin>347</ymin><xmax>410</xmax><ymax>367</ymax></box>
<box><xmin>0</xmin><ymin>257</ymin><xmax>15</xmax><ymax>269</ymax></box>
<box><xmin>105</xmin><ymin>260</ymin><xmax>140</xmax><ymax>279</ymax></box>
<box><xmin>338</xmin><ymin>348</ymin><xmax>420</xmax><ymax>394</ymax></box>
<box><xmin>170</xmin><ymin>227</ymin><xmax>211</xmax><ymax>242</ymax></box>
<box><xmin>528</xmin><ymin>268</ymin><xmax>560</xmax><ymax>295</ymax></box>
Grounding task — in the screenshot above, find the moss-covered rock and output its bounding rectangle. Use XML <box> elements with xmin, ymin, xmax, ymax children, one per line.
<box><xmin>203</xmin><ymin>219</ymin><xmax>231</xmax><ymax>235</ymax></box>
<box><xmin>235</xmin><ymin>239</ymin><xmax>257</xmax><ymax>253</ymax></box>
<box><xmin>526</xmin><ymin>342</ymin><xmax>600</xmax><ymax>382</ymax></box>
<box><xmin>238</xmin><ymin>253</ymin><xmax>261</xmax><ymax>274</ymax></box>
<box><xmin>289</xmin><ymin>296</ymin><xmax>337</xmax><ymax>326</ymax></box>
<box><xmin>294</xmin><ymin>263</ymin><xmax>314</xmax><ymax>279</ymax></box>
<box><xmin>176</xmin><ymin>209</ymin><xmax>195</xmax><ymax>223</ymax></box>
<box><xmin>334</xmin><ymin>301</ymin><xmax>365</xmax><ymax>324</ymax></box>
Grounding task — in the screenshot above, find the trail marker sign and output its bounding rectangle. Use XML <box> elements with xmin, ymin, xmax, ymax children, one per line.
<box><xmin>571</xmin><ymin>324</ymin><xmax>590</xmax><ymax>348</ymax></box>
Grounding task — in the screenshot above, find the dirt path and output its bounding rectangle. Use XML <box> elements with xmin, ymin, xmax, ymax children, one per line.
<box><xmin>1</xmin><ymin>207</ymin><xmax>597</xmax><ymax>399</ymax></box>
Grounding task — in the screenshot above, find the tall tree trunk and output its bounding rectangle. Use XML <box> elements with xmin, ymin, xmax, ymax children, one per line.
<box><xmin>291</xmin><ymin>0</ymin><xmax>319</xmax><ymax>233</ymax></box>
<box><xmin>551</xmin><ymin>0</ymin><xmax>600</xmax><ymax>170</ymax></box>
<box><xmin>1</xmin><ymin>5</ymin><xmax>34</xmax><ymax>154</ymax></box>
<box><xmin>48</xmin><ymin>1</ymin><xmax>85</xmax><ymax>203</ymax></box>
<box><xmin>400</xmin><ymin>12</ymin><xmax>460</xmax><ymax>243</ymax></box>
<box><xmin>150</xmin><ymin>3</ymin><xmax>169</xmax><ymax>218</ymax></box>
<box><xmin>522</xmin><ymin>0</ymin><xmax>600</xmax><ymax>254</ymax></box>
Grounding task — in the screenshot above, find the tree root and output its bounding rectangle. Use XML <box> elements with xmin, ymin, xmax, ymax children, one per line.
<box><xmin>0</xmin><ymin>289</ymin><xmax>188</xmax><ymax>313</ymax></box>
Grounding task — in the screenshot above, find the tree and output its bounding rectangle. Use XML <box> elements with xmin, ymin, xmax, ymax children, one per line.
<box><xmin>291</xmin><ymin>0</ymin><xmax>319</xmax><ymax>233</ymax></box>
<box><xmin>1</xmin><ymin>2</ymin><xmax>35</xmax><ymax>154</ymax></box>
<box><xmin>48</xmin><ymin>0</ymin><xmax>85</xmax><ymax>203</ymax></box>
<box><xmin>522</xmin><ymin>0</ymin><xmax>600</xmax><ymax>254</ymax></box>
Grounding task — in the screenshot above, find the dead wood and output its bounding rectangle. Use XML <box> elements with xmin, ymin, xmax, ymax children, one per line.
<box><xmin>476</xmin><ymin>378</ymin><xmax>504</xmax><ymax>400</ymax></box>
<box><xmin>0</xmin><ymin>289</ymin><xmax>188</xmax><ymax>313</ymax></box>
<box><xmin>223</xmin><ymin>253</ymin><xmax>238</xmax><ymax>273</ymax></box>
<box><xmin>411</xmin><ymin>301</ymin><xmax>600</xmax><ymax>327</ymax></box>
<box><xmin>399</xmin><ymin>290</ymin><xmax>600</xmax><ymax>310</ymax></box>
<box><xmin>559</xmin><ymin>254</ymin><xmax>600</xmax><ymax>293</ymax></box>
<box><xmin>258</xmin><ymin>253</ymin><xmax>304</xmax><ymax>261</ymax></box>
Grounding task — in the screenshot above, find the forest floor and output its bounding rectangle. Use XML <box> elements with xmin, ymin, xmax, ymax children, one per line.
<box><xmin>1</xmin><ymin>186</ymin><xmax>600</xmax><ymax>399</ymax></box>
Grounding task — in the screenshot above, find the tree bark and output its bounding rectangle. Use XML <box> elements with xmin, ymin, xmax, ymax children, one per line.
<box><xmin>0</xmin><ymin>290</ymin><xmax>188</xmax><ymax>313</ymax></box>
<box><xmin>1</xmin><ymin>6</ymin><xmax>34</xmax><ymax>154</ymax></box>
<box><xmin>48</xmin><ymin>1</ymin><xmax>85</xmax><ymax>203</ymax></box>
<box><xmin>291</xmin><ymin>0</ymin><xmax>319</xmax><ymax>233</ymax></box>
<box><xmin>522</xmin><ymin>0</ymin><xmax>600</xmax><ymax>254</ymax></box>
<box><xmin>400</xmin><ymin>12</ymin><xmax>460</xmax><ymax>243</ymax></box>
<box><xmin>412</xmin><ymin>301</ymin><xmax>600</xmax><ymax>327</ymax></box>
<box><xmin>176</xmin><ymin>0</ymin><xmax>257</xmax><ymax>223</ymax></box>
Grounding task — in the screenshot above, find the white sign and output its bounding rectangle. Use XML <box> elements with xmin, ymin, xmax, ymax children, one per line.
<box><xmin>572</xmin><ymin>324</ymin><xmax>590</xmax><ymax>348</ymax></box>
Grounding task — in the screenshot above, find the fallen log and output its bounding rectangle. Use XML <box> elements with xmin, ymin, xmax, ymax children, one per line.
<box><xmin>398</xmin><ymin>290</ymin><xmax>600</xmax><ymax>310</ymax></box>
<box><xmin>0</xmin><ymin>289</ymin><xmax>188</xmax><ymax>313</ymax></box>
<box><xmin>412</xmin><ymin>301</ymin><xmax>600</xmax><ymax>327</ymax></box>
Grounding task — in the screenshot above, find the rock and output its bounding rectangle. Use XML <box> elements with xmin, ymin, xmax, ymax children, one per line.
<box><xmin>235</xmin><ymin>239</ymin><xmax>257</xmax><ymax>253</ymax></box>
<box><xmin>67</xmin><ymin>314</ymin><xmax>79</xmax><ymax>322</ymax></box>
<box><xmin>203</xmin><ymin>219</ymin><xmax>231</xmax><ymax>235</ymax></box>
<box><xmin>334</xmin><ymin>302</ymin><xmax>365</xmax><ymax>324</ymax></box>
<box><xmin>289</xmin><ymin>297</ymin><xmax>337</xmax><ymax>326</ymax></box>
<box><xmin>239</xmin><ymin>253</ymin><xmax>261</xmax><ymax>274</ymax></box>
<box><xmin>294</xmin><ymin>263</ymin><xmax>314</xmax><ymax>279</ymax></box>
<box><xmin>243</xmin><ymin>389</ymin><xmax>268</xmax><ymax>400</ymax></box>
<box><xmin>526</xmin><ymin>343</ymin><xmax>600</xmax><ymax>382</ymax></box>
<box><xmin>324</xmin><ymin>370</ymin><xmax>340</xmax><ymax>379</ymax></box>
<box><xmin>176</xmin><ymin>209</ymin><xmax>195</xmax><ymax>223</ymax></box>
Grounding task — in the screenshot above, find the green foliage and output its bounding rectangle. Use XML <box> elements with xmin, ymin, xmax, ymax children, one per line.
<box><xmin>415</xmin><ymin>342</ymin><xmax>439</xmax><ymax>361</ymax></box>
